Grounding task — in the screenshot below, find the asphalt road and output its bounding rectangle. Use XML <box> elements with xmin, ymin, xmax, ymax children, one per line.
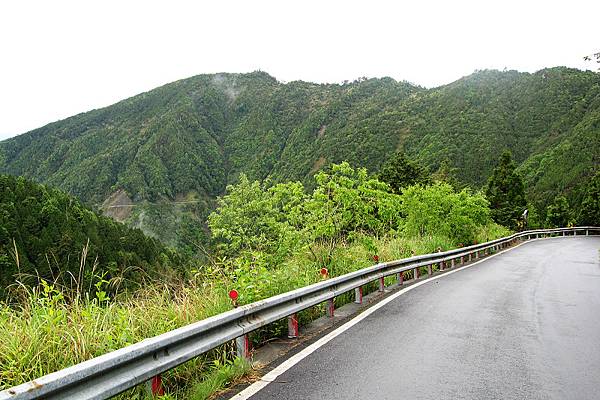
<box><xmin>244</xmin><ymin>237</ymin><xmax>600</xmax><ymax>400</ymax></box>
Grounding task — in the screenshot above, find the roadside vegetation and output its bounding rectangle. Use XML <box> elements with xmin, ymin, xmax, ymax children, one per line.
<box><xmin>1</xmin><ymin>146</ymin><xmax>597</xmax><ymax>397</ymax></box>
<box><xmin>0</xmin><ymin>159</ymin><xmax>514</xmax><ymax>398</ymax></box>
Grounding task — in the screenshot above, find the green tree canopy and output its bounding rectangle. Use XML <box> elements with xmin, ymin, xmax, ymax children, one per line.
<box><xmin>0</xmin><ymin>175</ymin><xmax>181</xmax><ymax>299</ymax></box>
<box><xmin>579</xmin><ymin>170</ymin><xmax>600</xmax><ymax>225</ymax></box>
<box><xmin>485</xmin><ymin>151</ymin><xmax>527</xmax><ymax>230</ymax></box>
<box><xmin>401</xmin><ymin>183</ymin><xmax>491</xmax><ymax>245</ymax></box>
<box><xmin>306</xmin><ymin>162</ymin><xmax>403</xmax><ymax>241</ymax></box>
<box><xmin>207</xmin><ymin>174</ymin><xmax>306</xmax><ymax>263</ymax></box>
<box><xmin>377</xmin><ymin>152</ymin><xmax>430</xmax><ymax>194</ymax></box>
<box><xmin>545</xmin><ymin>195</ymin><xmax>571</xmax><ymax>228</ymax></box>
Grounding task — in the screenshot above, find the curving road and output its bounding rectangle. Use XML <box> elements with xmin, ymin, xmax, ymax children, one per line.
<box><xmin>240</xmin><ymin>237</ymin><xmax>600</xmax><ymax>400</ymax></box>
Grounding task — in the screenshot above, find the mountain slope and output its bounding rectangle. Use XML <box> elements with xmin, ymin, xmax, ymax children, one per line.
<box><xmin>1</xmin><ymin>68</ymin><xmax>598</xmax><ymax>246</ymax></box>
<box><xmin>0</xmin><ymin>174</ymin><xmax>181</xmax><ymax>298</ymax></box>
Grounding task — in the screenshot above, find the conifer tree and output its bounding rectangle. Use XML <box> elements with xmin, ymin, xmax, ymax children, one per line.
<box><xmin>485</xmin><ymin>151</ymin><xmax>527</xmax><ymax>229</ymax></box>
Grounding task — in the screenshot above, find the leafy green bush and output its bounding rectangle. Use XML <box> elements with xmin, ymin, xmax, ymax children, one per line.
<box><xmin>208</xmin><ymin>175</ymin><xmax>306</xmax><ymax>264</ymax></box>
<box><xmin>400</xmin><ymin>183</ymin><xmax>491</xmax><ymax>244</ymax></box>
<box><xmin>305</xmin><ymin>162</ymin><xmax>403</xmax><ymax>241</ymax></box>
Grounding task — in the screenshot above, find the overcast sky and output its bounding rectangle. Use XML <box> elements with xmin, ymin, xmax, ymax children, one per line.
<box><xmin>0</xmin><ymin>0</ymin><xmax>598</xmax><ymax>141</ymax></box>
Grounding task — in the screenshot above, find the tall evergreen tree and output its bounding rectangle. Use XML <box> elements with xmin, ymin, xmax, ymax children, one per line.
<box><xmin>579</xmin><ymin>170</ymin><xmax>600</xmax><ymax>225</ymax></box>
<box><xmin>485</xmin><ymin>151</ymin><xmax>527</xmax><ymax>230</ymax></box>
<box><xmin>378</xmin><ymin>152</ymin><xmax>430</xmax><ymax>194</ymax></box>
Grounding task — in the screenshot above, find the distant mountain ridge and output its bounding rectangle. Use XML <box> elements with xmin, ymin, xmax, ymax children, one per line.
<box><xmin>1</xmin><ymin>68</ymin><xmax>598</xmax><ymax>248</ymax></box>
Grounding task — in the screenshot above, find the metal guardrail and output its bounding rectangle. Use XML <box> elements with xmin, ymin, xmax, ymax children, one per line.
<box><xmin>1</xmin><ymin>226</ymin><xmax>598</xmax><ymax>399</ymax></box>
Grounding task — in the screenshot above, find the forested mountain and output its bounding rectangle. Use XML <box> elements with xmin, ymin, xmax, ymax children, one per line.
<box><xmin>1</xmin><ymin>68</ymin><xmax>598</xmax><ymax>248</ymax></box>
<box><xmin>0</xmin><ymin>174</ymin><xmax>182</xmax><ymax>298</ymax></box>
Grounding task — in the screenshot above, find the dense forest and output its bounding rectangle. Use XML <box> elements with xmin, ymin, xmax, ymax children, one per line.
<box><xmin>0</xmin><ymin>174</ymin><xmax>183</xmax><ymax>299</ymax></box>
<box><xmin>0</xmin><ymin>68</ymin><xmax>598</xmax><ymax>249</ymax></box>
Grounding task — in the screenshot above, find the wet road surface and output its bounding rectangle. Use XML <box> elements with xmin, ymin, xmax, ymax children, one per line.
<box><xmin>244</xmin><ymin>237</ymin><xmax>600</xmax><ymax>400</ymax></box>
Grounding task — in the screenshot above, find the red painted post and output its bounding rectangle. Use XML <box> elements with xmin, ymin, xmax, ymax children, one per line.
<box><xmin>327</xmin><ymin>298</ymin><xmax>335</xmax><ymax>317</ymax></box>
<box><xmin>236</xmin><ymin>334</ymin><xmax>250</xmax><ymax>359</ymax></box>
<box><xmin>379</xmin><ymin>276</ymin><xmax>385</xmax><ymax>292</ymax></box>
<box><xmin>288</xmin><ymin>313</ymin><xmax>299</xmax><ymax>338</ymax></box>
<box><xmin>151</xmin><ymin>375</ymin><xmax>164</xmax><ymax>396</ymax></box>
<box><xmin>354</xmin><ymin>287</ymin><xmax>363</xmax><ymax>304</ymax></box>
<box><xmin>397</xmin><ymin>272</ymin><xmax>403</xmax><ymax>285</ymax></box>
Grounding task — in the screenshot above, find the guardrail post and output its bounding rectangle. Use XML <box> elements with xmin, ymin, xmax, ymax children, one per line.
<box><xmin>397</xmin><ymin>272</ymin><xmax>403</xmax><ymax>285</ymax></box>
<box><xmin>475</xmin><ymin>251</ymin><xmax>479</xmax><ymax>259</ymax></box>
<box><xmin>236</xmin><ymin>335</ymin><xmax>250</xmax><ymax>360</ymax></box>
<box><xmin>146</xmin><ymin>375</ymin><xmax>164</xmax><ymax>397</ymax></box>
<box><xmin>327</xmin><ymin>298</ymin><xmax>335</xmax><ymax>317</ymax></box>
<box><xmin>379</xmin><ymin>276</ymin><xmax>385</xmax><ymax>292</ymax></box>
<box><xmin>451</xmin><ymin>258</ymin><xmax>455</xmax><ymax>268</ymax></box>
<box><xmin>354</xmin><ymin>287</ymin><xmax>363</xmax><ymax>304</ymax></box>
<box><xmin>586</xmin><ymin>229</ymin><xmax>589</xmax><ymax>236</ymax></box>
<box><xmin>414</xmin><ymin>267</ymin><xmax>419</xmax><ymax>280</ymax></box>
<box><xmin>460</xmin><ymin>255</ymin><xmax>465</xmax><ymax>264</ymax></box>
<box><xmin>288</xmin><ymin>313</ymin><xmax>299</xmax><ymax>338</ymax></box>
<box><xmin>428</xmin><ymin>264</ymin><xmax>433</xmax><ymax>276</ymax></box>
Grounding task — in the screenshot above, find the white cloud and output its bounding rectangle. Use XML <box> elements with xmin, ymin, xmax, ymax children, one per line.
<box><xmin>0</xmin><ymin>0</ymin><xmax>598</xmax><ymax>140</ymax></box>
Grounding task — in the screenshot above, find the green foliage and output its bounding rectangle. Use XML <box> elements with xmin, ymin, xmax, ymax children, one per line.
<box><xmin>579</xmin><ymin>170</ymin><xmax>600</xmax><ymax>225</ymax></box>
<box><xmin>207</xmin><ymin>175</ymin><xmax>306</xmax><ymax>264</ymax></box>
<box><xmin>485</xmin><ymin>151</ymin><xmax>527</xmax><ymax>230</ymax></box>
<box><xmin>431</xmin><ymin>158</ymin><xmax>461</xmax><ymax>189</ymax></box>
<box><xmin>400</xmin><ymin>183</ymin><xmax>491</xmax><ymax>245</ymax></box>
<box><xmin>2</xmin><ymin>69</ymin><xmax>598</xmax><ymax>249</ymax></box>
<box><xmin>377</xmin><ymin>151</ymin><xmax>430</xmax><ymax>193</ymax></box>
<box><xmin>0</xmin><ymin>162</ymin><xmax>514</xmax><ymax>398</ymax></box>
<box><xmin>187</xmin><ymin>357</ymin><xmax>250</xmax><ymax>400</ymax></box>
<box><xmin>0</xmin><ymin>175</ymin><xmax>183</xmax><ymax>298</ymax></box>
<box><xmin>545</xmin><ymin>195</ymin><xmax>571</xmax><ymax>228</ymax></box>
<box><xmin>306</xmin><ymin>162</ymin><xmax>403</xmax><ymax>241</ymax></box>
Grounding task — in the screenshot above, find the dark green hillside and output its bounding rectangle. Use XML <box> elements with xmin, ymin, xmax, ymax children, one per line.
<box><xmin>1</xmin><ymin>68</ymin><xmax>598</xmax><ymax>247</ymax></box>
<box><xmin>0</xmin><ymin>174</ymin><xmax>181</xmax><ymax>298</ymax></box>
